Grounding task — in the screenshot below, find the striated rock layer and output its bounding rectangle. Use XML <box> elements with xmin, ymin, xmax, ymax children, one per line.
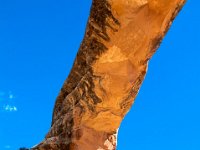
<box><xmin>32</xmin><ymin>0</ymin><xmax>185</xmax><ymax>150</ymax></box>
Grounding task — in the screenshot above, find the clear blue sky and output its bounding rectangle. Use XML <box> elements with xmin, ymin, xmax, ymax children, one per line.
<box><xmin>0</xmin><ymin>0</ymin><xmax>199</xmax><ymax>150</ymax></box>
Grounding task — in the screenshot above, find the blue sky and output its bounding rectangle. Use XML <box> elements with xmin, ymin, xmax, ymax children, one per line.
<box><xmin>0</xmin><ymin>0</ymin><xmax>199</xmax><ymax>150</ymax></box>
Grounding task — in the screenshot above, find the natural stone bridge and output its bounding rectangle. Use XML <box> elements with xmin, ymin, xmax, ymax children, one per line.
<box><xmin>32</xmin><ymin>0</ymin><xmax>186</xmax><ymax>149</ymax></box>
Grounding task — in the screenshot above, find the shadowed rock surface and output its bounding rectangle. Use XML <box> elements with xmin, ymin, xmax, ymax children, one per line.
<box><xmin>32</xmin><ymin>0</ymin><xmax>186</xmax><ymax>149</ymax></box>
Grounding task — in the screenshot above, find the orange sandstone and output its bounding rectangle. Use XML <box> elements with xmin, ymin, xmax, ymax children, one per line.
<box><xmin>32</xmin><ymin>0</ymin><xmax>186</xmax><ymax>149</ymax></box>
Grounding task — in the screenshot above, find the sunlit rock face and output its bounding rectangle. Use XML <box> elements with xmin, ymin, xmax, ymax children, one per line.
<box><xmin>32</xmin><ymin>0</ymin><xmax>185</xmax><ymax>149</ymax></box>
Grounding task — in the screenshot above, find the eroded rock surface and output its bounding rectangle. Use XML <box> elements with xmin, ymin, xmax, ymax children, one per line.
<box><xmin>32</xmin><ymin>0</ymin><xmax>185</xmax><ymax>149</ymax></box>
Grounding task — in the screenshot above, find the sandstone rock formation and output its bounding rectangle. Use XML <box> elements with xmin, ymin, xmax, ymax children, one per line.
<box><xmin>32</xmin><ymin>0</ymin><xmax>186</xmax><ymax>149</ymax></box>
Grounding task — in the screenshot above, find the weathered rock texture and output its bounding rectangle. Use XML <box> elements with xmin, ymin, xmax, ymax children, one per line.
<box><xmin>32</xmin><ymin>0</ymin><xmax>185</xmax><ymax>149</ymax></box>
